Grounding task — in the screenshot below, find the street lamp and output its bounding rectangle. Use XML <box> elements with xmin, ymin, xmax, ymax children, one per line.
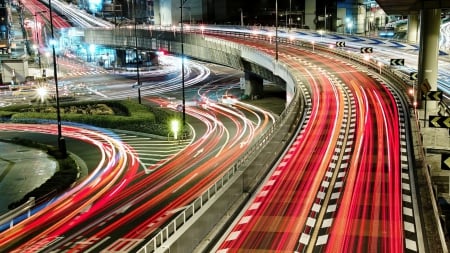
<box><xmin>171</xmin><ymin>119</ymin><xmax>180</xmax><ymax>140</ymax></box>
<box><xmin>49</xmin><ymin>0</ymin><xmax>66</xmax><ymax>156</ymax></box>
<box><xmin>134</xmin><ymin>19</ymin><xmax>142</xmax><ymax>104</ymax></box>
<box><xmin>36</xmin><ymin>86</ymin><xmax>48</xmax><ymax>103</ymax></box>
<box><xmin>319</xmin><ymin>29</ymin><xmax>324</xmax><ymax>41</ymax></box>
<box><xmin>288</xmin><ymin>0</ymin><xmax>291</xmax><ymax>30</ymax></box>
<box><xmin>275</xmin><ymin>0</ymin><xmax>278</xmax><ymax>61</ymax></box>
<box><xmin>347</xmin><ymin>22</ymin><xmax>353</xmax><ymax>35</ymax></box>
<box><xmin>180</xmin><ymin>0</ymin><xmax>188</xmax><ymax>134</ymax></box>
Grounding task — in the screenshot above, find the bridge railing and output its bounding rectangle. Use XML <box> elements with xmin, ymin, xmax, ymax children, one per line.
<box><xmin>136</xmin><ymin>39</ymin><xmax>302</xmax><ymax>253</ymax></box>
<box><xmin>133</xmin><ymin>26</ymin><xmax>445</xmax><ymax>252</ymax></box>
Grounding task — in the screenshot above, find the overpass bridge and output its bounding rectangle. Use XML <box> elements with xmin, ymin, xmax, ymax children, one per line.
<box><xmin>83</xmin><ymin>27</ymin><xmax>445</xmax><ymax>253</ymax></box>
<box><xmin>84</xmin><ymin>27</ymin><xmax>293</xmax><ymax>101</ymax></box>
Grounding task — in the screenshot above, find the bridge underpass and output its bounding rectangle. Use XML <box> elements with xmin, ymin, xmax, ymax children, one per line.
<box><xmin>83</xmin><ymin>28</ymin><xmax>293</xmax><ymax>102</ymax></box>
<box><xmin>375</xmin><ymin>0</ymin><xmax>450</xmax><ymax>108</ymax></box>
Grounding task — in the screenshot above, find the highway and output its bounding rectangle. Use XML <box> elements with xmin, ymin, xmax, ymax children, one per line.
<box><xmin>214</xmin><ymin>33</ymin><xmax>416</xmax><ymax>252</ymax></box>
<box><xmin>0</xmin><ymin>5</ymin><xmax>436</xmax><ymax>251</ymax></box>
<box><xmin>0</xmin><ymin>85</ymin><xmax>276</xmax><ymax>251</ymax></box>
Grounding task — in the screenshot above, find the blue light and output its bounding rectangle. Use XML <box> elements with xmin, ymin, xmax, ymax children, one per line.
<box><xmin>88</xmin><ymin>0</ymin><xmax>103</xmax><ymax>13</ymax></box>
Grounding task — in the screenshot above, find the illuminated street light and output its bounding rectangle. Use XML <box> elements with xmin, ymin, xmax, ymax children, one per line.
<box><xmin>347</xmin><ymin>22</ymin><xmax>353</xmax><ymax>35</ymax></box>
<box><xmin>36</xmin><ymin>86</ymin><xmax>48</xmax><ymax>103</ymax></box>
<box><xmin>319</xmin><ymin>29</ymin><xmax>324</xmax><ymax>41</ymax></box>
<box><xmin>180</xmin><ymin>0</ymin><xmax>188</xmax><ymax>135</ymax></box>
<box><xmin>289</xmin><ymin>34</ymin><xmax>295</xmax><ymax>44</ymax></box>
<box><xmin>377</xmin><ymin>61</ymin><xmax>383</xmax><ymax>74</ymax></box>
<box><xmin>49</xmin><ymin>0</ymin><xmax>66</xmax><ymax>156</ymax></box>
<box><xmin>134</xmin><ymin>19</ymin><xmax>142</xmax><ymax>104</ymax></box>
<box><xmin>171</xmin><ymin>119</ymin><xmax>180</xmax><ymax>140</ymax></box>
<box><xmin>275</xmin><ymin>0</ymin><xmax>278</xmax><ymax>61</ymax></box>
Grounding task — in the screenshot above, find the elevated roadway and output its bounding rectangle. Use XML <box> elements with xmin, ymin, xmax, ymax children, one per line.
<box><xmin>375</xmin><ymin>0</ymin><xmax>450</xmax><ymax>15</ymax></box>
<box><xmin>82</xmin><ymin>27</ymin><xmax>445</xmax><ymax>252</ymax></box>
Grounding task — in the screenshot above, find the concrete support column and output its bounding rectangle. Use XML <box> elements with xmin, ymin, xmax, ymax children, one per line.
<box><xmin>244</xmin><ymin>72</ymin><xmax>264</xmax><ymax>99</ymax></box>
<box><xmin>407</xmin><ymin>13</ymin><xmax>419</xmax><ymax>44</ymax></box>
<box><xmin>116</xmin><ymin>49</ymin><xmax>126</xmax><ymax>67</ymax></box>
<box><xmin>418</xmin><ymin>8</ymin><xmax>441</xmax><ymax>111</ymax></box>
<box><xmin>356</xmin><ymin>0</ymin><xmax>365</xmax><ymax>35</ymax></box>
<box><xmin>305</xmin><ymin>0</ymin><xmax>316</xmax><ymax>30</ymax></box>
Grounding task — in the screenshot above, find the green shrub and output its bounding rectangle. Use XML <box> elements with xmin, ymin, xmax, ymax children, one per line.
<box><xmin>3</xmin><ymin>100</ymin><xmax>173</xmax><ymax>136</ymax></box>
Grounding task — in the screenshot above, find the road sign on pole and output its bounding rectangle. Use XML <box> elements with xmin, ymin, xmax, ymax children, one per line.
<box><xmin>360</xmin><ymin>47</ymin><xmax>373</xmax><ymax>53</ymax></box>
<box><xmin>429</xmin><ymin>116</ymin><xmax>450</xmax><ymax>128</ymax></box>
<box><xmin>409</xmin><ymin>72</ymin><xmax>417</xmax><ymax>80</ymax></box>
<box><xmin>390</xmin><ymin>59</ymin><xmax>405</xmax><ymax>66</ymax></box>
<box><xmin>442</xmin><ymin>153</ymin><xmax>450</xmax><ymax>170</ymax></box>
<box><xmin>336</xmin><ymin>41</ymin><xmax>345</xmax><ymax>47</ymax></box>
<box><xmin>426</xmin><ymin>91</ymin><xmax>442</xmax><ymax>101</ymax></box>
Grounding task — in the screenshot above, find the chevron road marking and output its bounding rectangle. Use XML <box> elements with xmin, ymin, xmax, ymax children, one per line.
<box><xmin>390</xmin><ymin>58</ymin><xmax>405</xmax><ymax>66</ymax></box>
<box><xmin>429</xmin><ymin>116</ymin><xmax>450</xmax><ymax>128</ymax></box>
<box><xmin>442</xmin><ymin>154</ymin><xmax>450</xmax><ymax>170</ymax></box>
<box><xmin>360</xmin><ymin>47</ymin><xmax>373</xmax><ymax>53</ymax></box>
<box><xmin>426</xmin><ymin>91</ymin><xmax>443</xmax><ymax>101</ymax></box>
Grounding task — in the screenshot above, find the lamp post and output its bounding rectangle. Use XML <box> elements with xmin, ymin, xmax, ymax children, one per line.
<box><xmin>171</xmin><ymin>119</ymin><xmax>180</xmax><ymax>140</ymax></box>
<box><xmin>134</xmin><ymin>19</ymin><xmax>142</xmax><ymax>104</ymax></box>
<box><xmin>49</xmin><ymin>0</ymin><xmax>66</xmax><ymax>156</ymax></box>
<box><xmin>275</xmin><ymin>0</ymin><xmax>278</xmax><ymax>61</ymax></box>
<box><xmin>288</xmin><ymin>0</ymin><xmax>291</xmax><ymax>30</ymax></box>
<box><xmin>180</xmin><ymin>0</ymin><xmax>188</xmax><ymax>133</ymax></box>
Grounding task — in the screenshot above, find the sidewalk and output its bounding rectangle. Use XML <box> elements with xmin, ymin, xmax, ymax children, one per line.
<box><xmin>416</xmin><ymin>108</ymin><xmax>450</xmax><ymax>195</ymax></box>
<box><xmin>411</xmin><ymin>107</ymin><xmax>450</xmax><ymax>251</ymax></box>
<box><xmin>0</xmin><ymin>142</ymin><xmax>57</xmax><ymax>214</ymax></box>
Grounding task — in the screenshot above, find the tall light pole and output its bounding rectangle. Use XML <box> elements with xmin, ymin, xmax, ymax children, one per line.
<box><xmin>134</xmin><ymin>19</ymin><xmax>142</xmax><ymax>104</ymax></box>
<box><xmin>289</xmin><ymin>0</ymin><xmax>291</xmax><ymax>30</ymax></box>
<box><xmin>180</xmin><ymin>0</ymin><xmax>187</xmax><ymax>133</ymax></box>
<box><xmin>275</xmin><ymin>0</ymin><xmax>278</xmax><ymax>61</ymax></box>
<box><xmin>49</xmin><ymin>0</ymin><xmax>66</xmax><ymax>156</ymax></box>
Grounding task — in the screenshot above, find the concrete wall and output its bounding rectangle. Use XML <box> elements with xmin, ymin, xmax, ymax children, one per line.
<box><xmin>84</xmin><ymin>28</ymin><xmax>293</xmax><ymax>97</ymax></box>
<box><xmin>1</xmin><ymin>59</ymin><xmax>29</xmax><ymax>84</ymax></box>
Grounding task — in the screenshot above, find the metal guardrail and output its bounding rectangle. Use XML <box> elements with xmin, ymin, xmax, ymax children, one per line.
<box><xmin>1</xmin><ymin>26</ymin><xmax>443</xmax><ymax>252</ymax></box>
<box><xmin>0</xmin><ymin>197</ymin><xmax>34</xmax><ymax>229</ymax></box>
<box><xmin>136</xmin><ymin>40</ymin><xmax>300</xmax><ymax>252</ymax></box>
<box><xmin>136</xmin><ymin>28</ymin><xmax>447</xmax><ymax>253</ymax></box>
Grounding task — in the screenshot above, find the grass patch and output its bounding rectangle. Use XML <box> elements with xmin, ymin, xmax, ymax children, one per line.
<box><xmin>0</xmin><ymin>100</ymin><xmax>177</xmax><ymax>136</ymax></box>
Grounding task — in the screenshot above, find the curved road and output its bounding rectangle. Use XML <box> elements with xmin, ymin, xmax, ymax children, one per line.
<box><xmin>214</xmin><ymin>33</ymin><xmax>416</xmax><ymax>252</ymax></box>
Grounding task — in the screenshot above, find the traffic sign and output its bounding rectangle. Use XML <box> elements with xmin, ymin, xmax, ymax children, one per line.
<box><xmin>390</xmin><ymin>59</ymin><xmax>405</xmax><ymax>66</ymax></box>
<box><xmin>360</xmin><ymin>47</ymin><xmax>373</xmax><ymax>53</ymax></box>
<box><xmin>442</xmin><ymin>153</ymin><xmax>450</xmax><ymax>170</ymax></box>
<box><xmin>421</xmin><ymin>79</ymin><xmax>431</xmax><ymax>94</ymax></box>
<box><xmin>426</xmin><ymin>91</ymin><xmax>442</xmax><ymax>101</ymax></box>
<box><xmin>335</xmin><ymin>41</ymin><xmax>345</xmax><ymax>47</ymax></box>
<box><xmin>409</xmin><ymin>72</ymin><xmax>417</xmax><ymax>80</ymax></box>
<box><xmin>429</xmin><ymin>116</ymin><xmax>450</xmax><ymax>128</ymax></box>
